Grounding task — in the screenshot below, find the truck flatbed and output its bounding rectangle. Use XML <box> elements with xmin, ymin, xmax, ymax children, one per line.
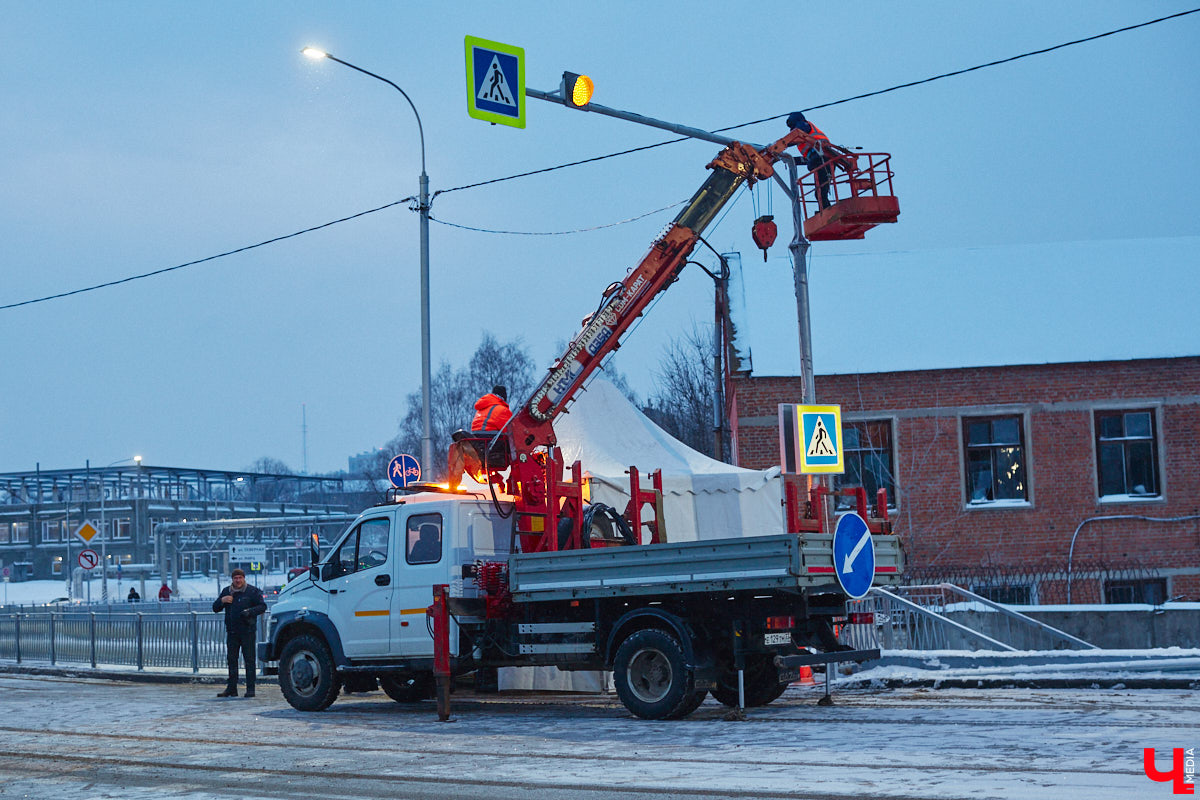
<box><xmin>508</xmin><ymin>532</ymin><xmax>903</xmax><ymax>602</ymax></box>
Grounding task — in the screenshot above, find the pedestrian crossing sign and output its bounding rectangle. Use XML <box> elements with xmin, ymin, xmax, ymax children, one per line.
<box><xmin>465</xmin><ymin>36</ymin><xmax>525</xmax><ymax>128</ymax></box>
<box><xmin>778</xmin><ymin>404</ymin><xmax>844</xmax><ymax>474</ymax></box>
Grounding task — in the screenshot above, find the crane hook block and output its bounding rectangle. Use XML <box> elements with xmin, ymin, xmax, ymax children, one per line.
<box><xmin>751</xmin><ymin>215</ymin><xmax>777</xmax><ymax>261</ymax></box>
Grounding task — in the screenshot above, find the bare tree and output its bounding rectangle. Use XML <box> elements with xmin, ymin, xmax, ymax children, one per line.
<box><xmin>643</xmin><ymin>323</ymin><xmax>717</xmax><ymax>457</ymax></box>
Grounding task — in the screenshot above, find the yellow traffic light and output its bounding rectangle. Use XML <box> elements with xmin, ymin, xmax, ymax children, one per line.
<box><xmin>560</xmin><ymin>72</ymin><xmax>594</xmax><ymax>109</ymax></box>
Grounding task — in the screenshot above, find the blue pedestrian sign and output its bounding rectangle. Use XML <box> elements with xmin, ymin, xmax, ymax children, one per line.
<box><xmin>832</xmin><ymin>512</ymin><xmax>875</xmax><ymax>599</ymax></box>
<box><xmin>388</xmin><ymin>453</ymin><xmax>421</xmax><ymax>488</ymax></box>
<box><xmin>778</xmin><ymin>404</ymin><xmax>844</xmax><ymax>475</ymax></box>
<box><xmin>465</xmin><ymin>36</ymin><xmax>525</xmax><ymax>128</ymax></box>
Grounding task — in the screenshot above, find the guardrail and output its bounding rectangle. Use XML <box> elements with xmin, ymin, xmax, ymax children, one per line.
<box><xmin>0</xmin><ymin>611</ymin><xmax>268</xmax><ymax>672</ymax></box>
<box><xmin>840</xmin><ymin>584</ymin><xmax>1097</xmax><ymax>652</ymax></box>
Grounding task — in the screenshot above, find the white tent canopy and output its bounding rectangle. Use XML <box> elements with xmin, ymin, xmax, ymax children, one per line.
<box><xmin>553</xmin><ymin>376</ymin><xmax>783</xmax><ymax>541</ymax></box>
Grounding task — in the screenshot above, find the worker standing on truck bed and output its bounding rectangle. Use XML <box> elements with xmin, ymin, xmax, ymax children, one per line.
<box><xmin>447</xmin><ymin>386</ymin><xmax>512</xmax><ymax>490</ymax></box>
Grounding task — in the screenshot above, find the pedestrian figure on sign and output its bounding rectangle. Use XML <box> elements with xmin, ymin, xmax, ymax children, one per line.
<box><xmin>127</xmin><ymin>587</ymin><xmax>140</xmax><ymax>602</ymax></box>
<box><xmin>213</xmin><ymin>568</ymin><xmax>267</xmax><ymax>698</ymax></box>
<box><xmin>486</xmin><ymin>63</ymin><xmax>509</xmax><ymax>103</ymax></box>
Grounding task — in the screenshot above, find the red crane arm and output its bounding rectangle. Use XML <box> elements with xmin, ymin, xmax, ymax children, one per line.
<box><xmin>507</xmin><ymin>134</ymin><xmax>803</xmax><ymax>457</ymax></box>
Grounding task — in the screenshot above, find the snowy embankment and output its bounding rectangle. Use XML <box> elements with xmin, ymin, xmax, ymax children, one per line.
<box><xmin>1</xmin><ymin>574</ymin><xmax>288</xmax><ymax>606</ymax></box>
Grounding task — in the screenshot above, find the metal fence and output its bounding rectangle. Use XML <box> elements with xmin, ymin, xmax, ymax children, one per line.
<box><xmin>0</xmin><ymin>610</ymin><xmax>265</xmax><ymax>672</ymax></box>
<box><xmin>840</xmin><ymin>584</ymin><xmax>1097</xmax><ymax>652</ymax></box>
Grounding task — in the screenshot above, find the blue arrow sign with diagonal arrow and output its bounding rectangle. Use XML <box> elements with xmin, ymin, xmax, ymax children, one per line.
<box><xmin>832</xmin><ymin>511</ymin><xmax>875</xmax><ymax>599</ymax></box>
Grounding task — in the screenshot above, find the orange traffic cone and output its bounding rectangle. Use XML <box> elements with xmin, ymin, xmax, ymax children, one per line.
<box><xmin>798</xmin><ymin>666</ymin><xmax>815</xmax><ymax>685</ymax></box>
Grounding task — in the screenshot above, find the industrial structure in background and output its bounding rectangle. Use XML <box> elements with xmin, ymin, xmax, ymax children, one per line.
<box><xmin>0</xmin><ymin>464</ymin><xmax>349</xmax><ymax>589</ymax></box>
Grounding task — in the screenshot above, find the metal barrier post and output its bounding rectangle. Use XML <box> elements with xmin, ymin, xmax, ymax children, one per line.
<box><xmin>49</xmin><ymin>614</ymin><xmax>56</xmax><ymax>665</ymax></box>
<box><xmin>191</xmin><ymin>612</ymin><xmax>199</xmax><ymax>673</ymax></box>
<box><xmin>136</xmin><ymin>613</ymin><xmax>144</xmax><ymax>671</ymax></box>
<box><xmin>14</xmin><ymin>615</ymin><xmax>20</xmax><ymax>664</ymax></box>
<box><xmin>90</xmin><ymin>613</ymin><xmax>97</xmax><ymax>668</ymax></box>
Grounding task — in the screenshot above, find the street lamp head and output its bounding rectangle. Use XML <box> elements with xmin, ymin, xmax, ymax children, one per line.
<box><xmin>302</xmin><ymin>47</ymin><xmax>329</xmax><ymax>60</ymax></box>
<box><xmin>134</xmin><ymin>455</ymin><xmax>142</xmax><ymax>465</ymax></box>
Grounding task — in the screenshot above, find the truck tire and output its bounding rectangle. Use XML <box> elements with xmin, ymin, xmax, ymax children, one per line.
<box><xmin>380</xmin><ymin>673</ymin><xmax>433</xmax><ymax>703</ymax></box>
<box><xmin>669</xmin><ymin>689</ymin><xmax>708</xmax><ymax>718</ymax></box>
<box><xmin>710</xmin><ymin>657</ymin><xmax>787</xmax><ymax>708</ymax></box>
<box><xmin>613</xmin><ymin>628</ymin><xmax>700</xmax><ymax>720</ymax></box>
<box><xmin>278</xmin><ymin>634</ymin><xmax>341</xmax><ymax>712</ymax></box>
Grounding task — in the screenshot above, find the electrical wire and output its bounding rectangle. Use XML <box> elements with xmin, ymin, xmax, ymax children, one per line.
<box><xmin>0</xmin><ymin>198</ymin><xmax>412</xmax><ymax>311</ymax></box>
<box><xmin>3</xmin><ymin>8</ymin><xmax>1193</xmax><ymax>312</ymax></box>
<box><xmin>428</xmin><ymin>199</ymin><xmax>687</xmax><ymax>236</ymax></box>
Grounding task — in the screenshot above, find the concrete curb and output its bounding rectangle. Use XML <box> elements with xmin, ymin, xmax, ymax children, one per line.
<box><xmin>0</xmin><ymin>662</ymin><xmax>278</xmax><ymax>686</ymax></box>
<box><xmin>838</xmin><ymin>675</ymin><xmax>1200</xmax><ymax>690</ymax></box>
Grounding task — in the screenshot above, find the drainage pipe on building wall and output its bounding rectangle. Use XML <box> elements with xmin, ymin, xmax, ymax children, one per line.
<box><xmin>1066</xmin><ymin>513</ymin><xmax>1200</xmax><ymax>603</ymax></box>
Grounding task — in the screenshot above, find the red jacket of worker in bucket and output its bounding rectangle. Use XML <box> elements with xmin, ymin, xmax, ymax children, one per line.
<box><xmin>471</xmin><ymin>390</ymin><xmax>512</xmax><ymax>432</ymax></box>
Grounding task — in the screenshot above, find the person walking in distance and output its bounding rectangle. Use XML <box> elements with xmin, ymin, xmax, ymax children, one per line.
<box><xmin>213</xmin><ymin>568</ymin><xmax>267</xmax><ymax>698</ymax></box>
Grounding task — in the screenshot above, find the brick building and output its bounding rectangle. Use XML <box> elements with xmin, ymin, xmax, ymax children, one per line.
<box><xmin>729</xmin><ymin>356</ymin><xmax>1200</xmax><ymax>604</ymax></box>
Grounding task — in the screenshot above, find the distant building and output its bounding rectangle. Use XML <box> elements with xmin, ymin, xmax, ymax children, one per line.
<box><xmin>729</xmin><ymin>356</ymin><xmax>1200</xmax><ymax>604</ymax></box>
<box><xmin>0</xmin><ymin>464</ymin><xmax>348</xmax><ymax>583</ymax></box>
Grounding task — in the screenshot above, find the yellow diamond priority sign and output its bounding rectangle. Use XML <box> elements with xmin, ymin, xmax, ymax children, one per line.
<box><xmin>74</xmin><ymin>521</ymin><xmax>99</xmax><ymax>543</ymax></box>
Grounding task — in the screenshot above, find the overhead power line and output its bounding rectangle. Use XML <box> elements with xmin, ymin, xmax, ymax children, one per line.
<box><xmin>3</xmin><ymin>8</ymin><xmax>1194</xmax><ymax>312</ymax></box>
<box><xmin>0</xmin><ymin>199</ymin><xmax>412</xmax><ymax>311</ymax></box>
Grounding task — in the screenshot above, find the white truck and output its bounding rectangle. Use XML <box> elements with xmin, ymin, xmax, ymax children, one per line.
<box><xmin>261</xmin><ymin>128</ymin><xmax>904</xmax><ymax>720</ymax></box>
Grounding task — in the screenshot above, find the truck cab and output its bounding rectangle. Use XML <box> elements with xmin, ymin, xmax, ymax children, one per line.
<box><xmin>262</xmin><ymin>493</ymin><xmax>504</xmax><ymax>709</ymax></box>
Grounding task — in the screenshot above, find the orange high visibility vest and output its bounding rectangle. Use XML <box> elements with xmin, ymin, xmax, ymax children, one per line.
<box><xmin>796</xmin><ymin>122</ymin><xmax>830</xmax><ymax>160</ymax></box>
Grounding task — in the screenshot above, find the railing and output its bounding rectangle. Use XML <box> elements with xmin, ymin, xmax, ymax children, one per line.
<box><xmin>840</xmin><ymin>584</ymin><xmax>1097</xmax><ymax>652</ymax></box>
<box><xmin>0</xmin><ymin>610</ymin><xmax>267</xmax><ymax>672</ymax></box>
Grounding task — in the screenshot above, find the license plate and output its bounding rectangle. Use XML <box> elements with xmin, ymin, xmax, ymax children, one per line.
<box><xmin>764</xmin><ymin>632</ymin><xmax>792</xmax><ymax>646</ymax></box>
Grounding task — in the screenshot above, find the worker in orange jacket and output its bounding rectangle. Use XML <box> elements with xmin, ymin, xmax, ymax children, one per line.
<box><xmin>447</xmin><ymin>386</ymin><xmax>512</xmax><ymax>490</ymax></box>
<box><xmin>787</xmin><ymin>111</ymin><xmax>836</xmax><ymax>210</ymax></box>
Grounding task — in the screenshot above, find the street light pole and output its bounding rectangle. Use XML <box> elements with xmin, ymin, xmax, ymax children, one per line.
<box><xmin>303</xmin><ymin>48</ymin><xmax>434</xmax><ymax>472</ymax></box>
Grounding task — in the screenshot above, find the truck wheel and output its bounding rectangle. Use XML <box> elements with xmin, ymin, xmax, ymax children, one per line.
<box><xmin>710</xmin><ymin>657</ymin><xmax>787</xmax><ymax>708</ymax></box>
<box><xmin>278</xmin><ymin>634</ymin><xmax>341</xmax><ymax>712</ymax></box>
<box><xmin>669</xmin><ymin>689</ymin><xmax>708</xmax><ymax>718</ymax></box>
<box><xmin>613</xmin><ymin>628</ymin><xmax>699</xmax><ymax>720</ymax></box>
<box><xmin>380</xmin><ymin>674</ymin><xmax>433</xmax><ymax>703</ymax></box>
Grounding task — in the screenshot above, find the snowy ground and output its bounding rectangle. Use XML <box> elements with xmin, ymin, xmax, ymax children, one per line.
<box><xmin>0</xmin><ymin>672</ymin><xmax>1193</xmax><ymax>800</ymax></box>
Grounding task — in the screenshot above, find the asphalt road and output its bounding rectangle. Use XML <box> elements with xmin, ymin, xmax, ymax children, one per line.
<box><xmin>0</xmin><ymin>672</ymin><xmax>1192</xmax><ymax>800</ymax></box>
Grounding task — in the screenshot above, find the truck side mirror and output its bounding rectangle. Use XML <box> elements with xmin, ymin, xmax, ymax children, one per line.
<box><xmin>310</xmin><ymin>564</ymin><xmax>320</xmax><ymax>581</ymax></box>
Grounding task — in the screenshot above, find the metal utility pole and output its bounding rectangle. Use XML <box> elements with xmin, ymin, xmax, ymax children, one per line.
<box><xmin>303</xmin><ymin>48</ymin><xmax>435</xmax><ymax>472</ymax></box>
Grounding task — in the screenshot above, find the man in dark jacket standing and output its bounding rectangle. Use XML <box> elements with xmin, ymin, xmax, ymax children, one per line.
<box><xmin>213</xmin><ymin>568</ymin><xmax>267</xmax><ymax>698</ymax></box>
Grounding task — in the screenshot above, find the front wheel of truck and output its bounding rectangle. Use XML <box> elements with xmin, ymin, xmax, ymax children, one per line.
<box><xmin>279</xmin><ymin>634</ymin><xmax>341</xmax><ymax>712</ymax></box>
<box><xmin>613</xmin><ymin>628</ymin><xmax>700</xmax><ymax>720</ymax></box>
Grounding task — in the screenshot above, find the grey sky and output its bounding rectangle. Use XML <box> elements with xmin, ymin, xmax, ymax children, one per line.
<box><xmin>2</xmin><ymin>1</ymin><xmax>1197</xmax><ymax>474</ymax></box>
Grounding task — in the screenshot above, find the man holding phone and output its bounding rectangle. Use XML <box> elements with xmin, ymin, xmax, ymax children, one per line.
<box><xmin>212</xmin><ymin>568</ymin><xmax>267</xmax><ymax>698</ymax></box>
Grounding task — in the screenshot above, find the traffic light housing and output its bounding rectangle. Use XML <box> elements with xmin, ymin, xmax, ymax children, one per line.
<box><xmin>560</xmin><ymin>71</ymin><xmax>594</xmax><ymax>109</ymax></box>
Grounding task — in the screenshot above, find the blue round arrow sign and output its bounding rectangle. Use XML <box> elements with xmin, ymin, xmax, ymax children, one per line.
<box><xmin>832</xmin><ymin>512</ymin><xmax>876</xmax><ymax>599</ymax></box>
<box><xmin>388</xmin><ymin>454</ymin><xmax>421</xmax><ymax>488</ymax></box>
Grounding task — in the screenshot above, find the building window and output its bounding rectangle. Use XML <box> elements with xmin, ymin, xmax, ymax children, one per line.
<box><xmin>114</xmin><ymin>519</ymin><xmax>131</xmax><ymax>540</ymax></box>
<box><xmin>963</xmin><ymin>415</ymin><xmax>1027</xmax><ymax>503</ymax></box>
<box><xmin>1104</xmin><ymin>578</ymin><xmax>1167</xmax><ymax>605</ymax></box>
<box><xmin>1095</xmin><ymin>409</ymin><xmax>1160</xmax><ymax>498</ymax></box>
<box><xmin>12</xmin><ymin>522</ymin><xmax>29</xmax><ymax>543</ymax></box>
<box><xmin>835</xmin><ymin>420</ymin><xmax>896</xmax><ymax>509</ymax></box>
<box><xmin>970</xmin><ymin>584</ymin><xmax>1033</xmax><ymax>605</ymax></box>
<box><xmin>42</xmin><ymin>520</ymin><xmax>61</xmax><ymax>543</ymax></box>
<box><xmin>52</xmin><ymin>556</ymin><xmax>64</xmax><ymax>576</ymax></box>
<box><xmin>0</xmin><ymin>522</ymin><xmax>9</xmax><ymax>544</ymax></box>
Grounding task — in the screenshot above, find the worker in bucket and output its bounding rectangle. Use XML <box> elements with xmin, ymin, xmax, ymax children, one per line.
<box><xmin>447</xmin><ymin>385</ymin><xmax>512</xmax><ymax>491</ymax></box>
<box><xmin>787</xmin><ymin>111</ymin><xmax>837</xmax><ymax>210</ymax></box>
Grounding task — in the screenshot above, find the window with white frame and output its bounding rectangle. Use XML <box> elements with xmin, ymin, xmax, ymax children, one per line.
<box><xmin>0</xmin><ymin>522</ymin><xmax>9</xmax><ymax>544</ymax></box>
<box><xmin>113</xmin><ymin>519</ymin><xmax>131</xmax><ymax>540</ymax></box>
<box><xmin>963</xmin><ymin>415</ymin><xmax>1027</xmax><ymax>503</ymax></box>
<box><xmin>1095</xmin><ymin>409</ymin><xmax>1160</xmax><ymax>498</ymax></box>
<box><xmin>12</xmin><ymin>522</ymin><xmax>29</xmax><ymax>543</ymax></box>
<box><xmin>41</xmin><ymin>520</ymin><xmax>61</xmax><ymax>543</ymax></box>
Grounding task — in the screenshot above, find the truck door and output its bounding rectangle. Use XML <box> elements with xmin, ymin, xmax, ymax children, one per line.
<box><xmin>393</xmin><ymin>511</ymin><xmax>447</xmax><ymax>658</ymax></box>
<box><xmin>324</xmin><ymin>515</ymin><xmax>394</xmax><ymax>658</ymax></box>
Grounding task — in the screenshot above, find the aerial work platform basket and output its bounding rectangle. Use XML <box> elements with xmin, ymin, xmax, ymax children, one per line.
<box><xmin>798</xmin><ymin>152</ymin><xmax>899</xmax><ymax>241</ymax></box>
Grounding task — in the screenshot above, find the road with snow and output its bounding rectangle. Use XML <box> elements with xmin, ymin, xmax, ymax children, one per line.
<box><xmin>0</xmin><ymin>672</ymin><xmax>1192</xmax><ymax>800</ymax></box>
